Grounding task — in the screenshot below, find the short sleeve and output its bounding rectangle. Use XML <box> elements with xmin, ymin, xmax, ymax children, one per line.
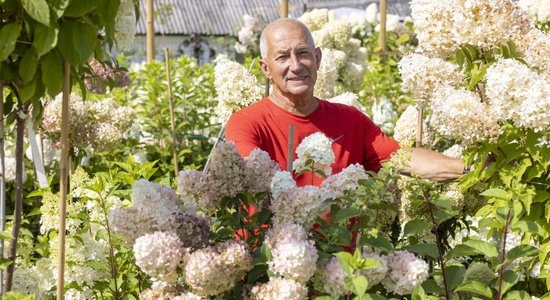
<box><xmin>225</xmin><ymin>111</ymin><xmax>261</xmax><ymax>158</ymax></box>
<box><xmin>362</xmin><ymin>115</ymin><xmax>400</xmax><ymax>172</ymax></box>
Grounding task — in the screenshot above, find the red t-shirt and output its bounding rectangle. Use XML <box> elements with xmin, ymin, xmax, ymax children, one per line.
<box><xmin>226</xmin><ymin>97</ymin><xmax>400</xmax><ymax>186</ymax></box>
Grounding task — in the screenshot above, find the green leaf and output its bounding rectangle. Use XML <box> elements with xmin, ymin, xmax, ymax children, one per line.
<box><xmin>434</xmin><ymin>210</ymin><xmax>456</xmax><ymax>225</ymax></box>
<box><xmin>63</xmin><ymin>0</ymin><xmax>96</xmax><ymax>17</ymax></box>
<box><xmin>480</xmin><ymin>188</ymin><xmax>512</xmax><ymax>200</ymax></box>
<box><xmin>350</xmin><ymin>275</ymin><xmax>369</xmax><ymax>297</ymax></box>
<box><xmin>48</xmin><ymin>0</ymin><xmax>70</xmax><ymax>18</ymax></box>
<box><xmin>19</xmin><ymin>78</ymin><xmax>36</xmax><ymax>102</ymax></box>
<box><xmin>0</xmin><ymin>291</ymin><xmax>35</xmax><ymax>300</ymax></box>
<box><xmin>0</xmin><ymin>230</ymin><xmax>14</xmax><ymax>240</ymax></box>
<box><xmin>455</xmin><ymin>281</ymin><xmax>493</xmax><ymax>298</ymax></box>
<box><xmin>499</xmin><ymin>270</ymin><xmax>519</xmax><ymax>295</ymax></box>
<box><xmin>360</xmin><ymin>235</ymin><xmax>393</xmax><ymax>253</ymax></box>
<box><xmin>335</xmin><ymin>252</ymin><xmax>355</xmax><ymax>274</ymax></box>
<box><xmin>0</xmin><ymin>23</ymin><xmax>20</xmax><ymax>62</ymax></box>
<box><xmin>506</xmin><ymin>245</ymin><xmax>539</xmax><ymax>262</ymax></box>
<box><xmin>444</xmin><ymin>265</ymin><xmax>466</xmax><ymax>291</ymax></box>
<box><xmin>464</xmin><ymin>239</ymin><xmax>499</xmax><ymax>259</ymax></box>
<box><xmin>411</xmin><ymin>285</ymin><xmax>427</xmax><ymax>300</ymax></box>
<box><xmin>0</xmin><ymin>258</ymin><xmax>13</xmax><ymax>270</ymax></box>
<box><xmin>364</xmin><ymin>294</ymin><xmax>388</xmax><ymax>300</ymax></box>
<box><xmin>33</xmin><ymin>23</ymin><xmax>58</xmax><ymax>57</ymax></box>
<box><xmin>334</xmin><ymin>207</ymin><xmax>361</xmax><ymax>223</ymax></box>
<box><xmin>433</xmin><ymin>195</ymin><xmax>454</xmax><ymax>211</ymax></box>
<box><xmin>21</xmin><ymin>0</ymin><xmax>50</xmax><ymax>26</ymax></box>
<box><xmin>503</xmin><ymin>290</ymin><xmax>531</xmax><ymax>300</ymax></box>
<box><xmin>58</xmin><ymin>21</ymin><xmax>97</xmax><ymax>65</ymax></box>
<box><xmin>403</xmin><ymin>219</ymin><xmax>432</xmax><ymax>236</ymax></box>
<box><xmin>513</xmin><ymin>220</ymin><xmax>544</xmax><ymax>237</ymax></box>
<box><xmin>40</xmin><ymin>51</ymin><xmax>63</xmax><ymax>96</ymax></box>
<box><xmin>406</xmin><ymin>243</ymin><xmax>439</xmax><ymax>259</ymax></box>
<box><xmin>19</xmin><ymin>49</ymin><xmax>38</xmax><ymax>83</ymax></box>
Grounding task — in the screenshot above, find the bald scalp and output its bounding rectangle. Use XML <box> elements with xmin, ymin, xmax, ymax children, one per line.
<box><xmin>259</xmin><ymin>18</ymin><xmax>316</xmax><ymax>58</ymax></box>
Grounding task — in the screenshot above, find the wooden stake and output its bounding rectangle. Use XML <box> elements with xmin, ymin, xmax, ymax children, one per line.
<box><xmin>281</xmin><ymin>0</ymin><xmax>288</xmax><ymax>18</ymax></box>
<box><xmin>287</xmin><ymin>125</ymin><xmax>295</xmax><ymax>172</ymax></box>
<box><xmin>164</xmin><ymin>48</ymin><xmax>179</xmax><ymax>178</ymax></box>
<box><xmin>146</xmin><ymin>0</ymin><xmax>155</xmax><ymax>62</ymax></box>
<box><xmin>378</xmin><ymin>0</ymin><xmax>387</xmax><ymax>53</ymax></box>
<box><xmin>57</xmin><ymin>59</ymin><xmax>71</xmax><ymax>299</ymax></box>
<box><xmin>416</xmin><ymin>103</ymin><xmax>424</xmax><ymax>147</ymax></box>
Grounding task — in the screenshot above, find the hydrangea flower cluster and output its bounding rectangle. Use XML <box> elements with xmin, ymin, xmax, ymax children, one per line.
<box><xmin>430</xmin><ymin>85</ymin><xmax>501</xmax><ymax>145</ymax></box>
<box><xmin>321</xmin><ymin>163</ymin><xmax>369</xmax><ymax>199</ymax></box>
<box><xmin>371</xmin><ymin>95</ymin><xmax>398</xmax><ymax>134</ymax></box>
<box><xmin>266</xmin><ymin>228</ymin><xmax>318</xmax><ymax>283</ymax></box>
<box><xmin>381</xmin><ymin>250</ymin><xmax>429</xmax><ymax>295</ymax></box>
<box><xmin>513</xmin><ymin>28</ymin><xmax>550</xmax><ymax>74</ymax></box>
<box><xmin>328</xmin><ymin>92</ymin><xmax>368</xmax><ymax>115</ymax></box>
<box><xmin>293</xmin><ymin>132</ymin><xmax>335</xmax><ymax>177</ymax></box>
<box><xmin>360</xmin><ymin>251</ymin><xmax>389</xmax><ymax>287</ymax></box>
<box><xmin>114</xmin><ymin>0</ymin><xmax>136</xmax><ymax>50</ymax></box>
<box><xmin>234</xmin><ymin>14</ymin><xmax>261</xmax><ymax>54</ymax></box>
<box><xmin>518</xmin><ymin>0</ymin><xmax>550</xmax><ymax>24</ymax></box>
<box><xmin>411</xmin><ymin>0</ymin><xmax>531</xmax><ymax>58</ymax></box>
<box><xmin>41</xmin><ymin>94</ymin><xmax>135</xmax><ymax>151</ymax></box>
<box><xmin>159</xmin><ymin>213</ymin><xmax>210</xmax><ymax>249</ymax></box>
<box><xmin>398</xmin><ymin>53</ymin><xmax>463</xmax><ymax>101</ymax></box>
<box><xmin>245</xmin><ymin>148</ymin><xmax>281</xmax><ymax>194</ymax></box>
<box><xmin>312</xmin><ymin>257</ymin><xmax>349</xmax><ymax>298</ymax></box>
<box><xmin>485</xmin><ymin>58</ymin><xmax>550</xmax><ymax>133</ymax></box>
<box><xmin>270</xmin><ymin>185</ymin><xmax>328</xmax><ymax>228</ymax></box>
<box><xmin>184</xmin><ymin>240</ymin><xmax>253</xmax><ymax>296</ymax></box>
<box><xmin>249</xmin><ymin>278</ymin><xmax>308</xmax><ymax>300</ymax></box>
<box><xmin>298</xmin><ymin>9</ymin><xmax>368</xmax><ymax>98</ymax></box>
<box><xmin>178</xmin><ymin>142</ymin><xmax>275</xmax><ymax>213</ymax></box>
<box><xmin>213</xmin><ymin>55</ymin><xmax>263</xmax><ymax>122</ymax></box>
<box><xmin>392</xmin><ymin>105</ymin><xmax>433</xmax><ymax>146</ymax></box>
<box><xmin>133</xmin><ymin>231</ymin><xmax>188</xmax><ymax>283</ymax></box>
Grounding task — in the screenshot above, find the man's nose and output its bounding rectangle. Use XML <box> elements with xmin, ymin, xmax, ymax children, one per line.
<box><xmin>288</xmin><ymin>54</ymin><xmax>302</xmax><ymax>72</ymax></box>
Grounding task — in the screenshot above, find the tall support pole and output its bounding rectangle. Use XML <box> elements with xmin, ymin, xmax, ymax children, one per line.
<box><xmin>416</xmin><ymin>103</ymin><xmax>424</xmax><ymax>147</ymax></box>
<box><xmin>146</xmin><ymin>0</ymin><xmax>155</xmax><ymax>62</ymax></box>
<box><xmin>281</xmin><ymin>0</ymin><xmax>288</xmax><ymax>18</ymax></box>
<box><xmin>378</xmin><ymin>0</ymin><xmax>387</xmax><ymax>53</ymax></box>
<box><xmin>164</xmin><ymin>48</ymin><xmax>179</xmax><ymax>178</ymax></box>
<box><xmin>0</xmin><ymin>82</ymin><xmax>5</xmax><ymax>294</ymax></box>
<box><xmin>57</xmin><ymin>59</ymin><xmax>71</xmax><ymax>299</ymax></box>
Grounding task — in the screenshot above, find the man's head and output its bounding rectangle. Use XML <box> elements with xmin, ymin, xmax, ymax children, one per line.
<box><xmin>259</xmin><ymin>18</ymin><xmax>322</xmax><ymax>102</ymax></box>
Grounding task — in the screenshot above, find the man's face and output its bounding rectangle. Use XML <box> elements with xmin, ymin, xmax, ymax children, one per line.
<box><xmin>260</xmin><ymin>24</ymin><xmax>321</xmax><ymax>100</ymax></box>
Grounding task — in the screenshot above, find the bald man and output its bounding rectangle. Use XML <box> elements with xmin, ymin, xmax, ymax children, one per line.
<box><xmin>226</xmin><ymin>18</ymin><xmax>467</xmax><ymax>186</ymax></box>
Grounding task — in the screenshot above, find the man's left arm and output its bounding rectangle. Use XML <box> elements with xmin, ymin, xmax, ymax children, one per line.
<box><xmin>400</xmin><ymin>148</ymin><xmax>465</xmax><ymax>182</ymax></box>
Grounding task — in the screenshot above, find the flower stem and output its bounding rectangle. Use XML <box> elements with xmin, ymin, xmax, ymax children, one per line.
<box><xmin>98</xmin><ymin>192</ymin><xmax>120</xmax><ymax>300</ymax></box>
<box><xmin>497</xmin><ymin>202</ymin><xmax>513</xmax><ymax>300</ymax></box>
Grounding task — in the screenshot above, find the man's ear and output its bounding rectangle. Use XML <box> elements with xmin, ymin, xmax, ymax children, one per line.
<box><xmin>259</xmin><ymin>59</ymin><xmax>271</xmax><ymax>80</ymax></box>
<box><xmin>315</xmin><ymin>47</ymin><xmax>322</xmax><ymax>70</ymax></box>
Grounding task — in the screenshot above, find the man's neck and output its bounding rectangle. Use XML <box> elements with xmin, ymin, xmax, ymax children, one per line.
<box><xmin>268</xmin><ymin>91</ymin><xmax>318</xmax><ymax>116</ymax></box>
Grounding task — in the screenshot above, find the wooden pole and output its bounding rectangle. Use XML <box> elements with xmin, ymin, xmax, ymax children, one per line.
<box><xmin>416</xmin><ymin>103</ymin><xmax>424</xmax><ymax>147</ymax></box>
<box><xmin>378</xmin><ymin>0</ymin><xmax>387</xmax><ymax>53</ymax></box>
<box><xmin>281</xmin><ymin>0</ymin><xmax>288</xmax><ymax>18</ymax></box>
<box><xmin>164</xmin><ymin>48</ymin><xmax>179</xmax><ymax>178</ymax></box>
<box><xmin>57</xmin><ymin>59</ymin><xmax>71</xmax><ymax>299</ymax></box>
<box><xmin>146</xmin><ymin>0</ymin><xmax>155</xmax><ymax>62</ymax></box>
<box><xmin>287</xmin><ymin>125</ymin><xmax>294</xmax><ymax>172</ymax></box>
<box><xmin>0</xmin><ymin>82</ymin><xmax>5</xmax><ymax>294</ymax></box>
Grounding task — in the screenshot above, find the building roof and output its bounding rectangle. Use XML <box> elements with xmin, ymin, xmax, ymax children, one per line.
<box><xmin>136</xmin><ymin>0</ymin><xmax>306</xmax><ymax>36</ymax></box>
<box><xmin>136</xmin><ymin>0</ymin><xmax>411</xmax><ymax>36</ymax></box>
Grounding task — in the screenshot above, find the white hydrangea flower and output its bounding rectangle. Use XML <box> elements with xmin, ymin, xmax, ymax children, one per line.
<box><xmin>315</xmin><ymin>48</ymin><xmax>340</xmax><ymax>99</ymax></box>
<box><xmin>381</xmin><ymin>250</ymin><xmax>429</xmax><ymax>295</ymax></box>
<box><xmin>213</xmin><ymin>55</ymin><xmax>263</xmax><ymax>123</ymax></box>
<box><xmin>431</xmin><ymin>85</ymin><xmax>500</xmax><ymax>145</ymax></box>
<box><xmin>321</xmin><ymin>163</ymin><xmax>369</xmax><ymax>199</ymax></box>
<box><xmin>13</xmin><ymin>259</ymin><xmax>56</xmax><ymax>298</ymax></box>
<box><xmin>268</xmin><ymin>236</ymin><xmax>318</xmax><ymax>283</ymax></box>
<box><xmin>513</xmin><ymin>29</ymin><xmax>550</xmax><ymax>75</ymax></box>
<box><xmin>133</xmin><ymin>231</ymin><xmax>187</xmax><ymax>283</ymax></box>
<box><xmin>178</xmin><ymin>170</ymin><xmax>210</xmax><ymax>213</ymax></box>
<box><xmin>249</xmin><ymin>278</ymin><xmax>308</xmax><ymax>300</ymax></box>
<box><xmin>312</xmin><ymin>257</ymin><xmax>348</xmax><ymax>298</ymax></box>
<box><xmin>185</xmin><ymin>240</ymin><xmax>253</xmax><ymax>296</ymax></box>
<box><xmin>293</xmin><ymin>132</ymin><xmax>335</xmax><ymax>177</ymax></box>
<box><xmin>264</xmin><ymin>223</ymin><xmax>308</xmax><ymax>249</ymax></box>
<box><xmin>328</xmin><ymin>92</ymin><xmax>367</xmax><ymax>114</ymax></box>
<box><xmin>245</xmin><ymin>149</ymin><xmax>281</xmax><ymax>194</ymax></box>
<box><xmin>410</xmin><ymin>0</ymin><xmax>459</xmax><ymax>56</ymax></box>
<box><xmin>360</xmin><ymin>251</ymin><xmax>388</xmax><ymax>287</ymax></box>
<box><xmin>299</xmin><ymin>9</ymin><xmax>331</xmax><ymax>31</ymax></box>
<box><xmin>442</xmin><ymin>144</ymin><xmax>465</xmax><ymax>159</ymax></box>
<box><xmin>365</xmin><ymin>3</ymin><xmax>378</xmax><ymax>23</ymax></box>
<box><xmin>371</xmin><ymin>96</ymin><xmax>397</xmax><ymax>133</ymax></box>
<box><xmin>485</xmin><ymin>58</ymin><xmax>550</xmax><ymax>133</ymax></box>
<box><xmin>270</xmin><ymin>185</ymin><xmax>328</xmax><ymax>228</ymax></box>
<box><xmin>206</xmin><ymin>140</ymin><xmax>248</xmax><ymax>200</ymax></box>
<box><xmin>519</xmin><ymin>0</ymin><xmax>550</xmax><ymax>23</ymax></box>
<box><xmin>398</xmin><ymin>53</ymin><xmax>463</xmax><ymax>100</ymax></box>
<box><xmin>132</xmin><ymin>179</ymin><xmax>182</xmax><ymax>227</ymax></box>
<box><xmin>270</xmin><ymin>170</ymin><xmax>297</xmax><ymax>200</ymax></box>
<box><xmin>140</xmin><ymin>281</ymin><xmax>187</xmax><ymax>299</ymax></box>
<box><xmin>109</xmin><ymin>207</ymin><xmax>151</xmax><ymax>247</ymax></box>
